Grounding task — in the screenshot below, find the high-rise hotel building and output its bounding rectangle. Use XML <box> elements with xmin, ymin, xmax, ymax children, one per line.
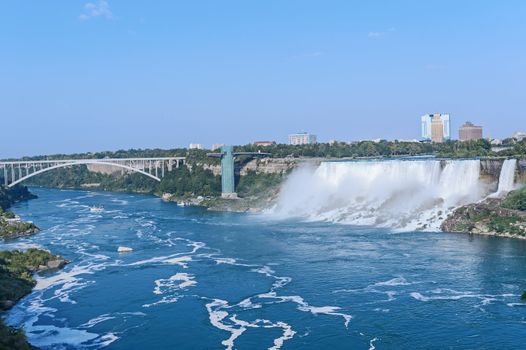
<box><xmin>421</xmin><ymin>113</ymin><xmax>451</xmax><ymax>143</ymax></box>
<box><xmin>459</xmin><ymin>121</ymin><xmax>483</xmax><ymax>141</ymax></box>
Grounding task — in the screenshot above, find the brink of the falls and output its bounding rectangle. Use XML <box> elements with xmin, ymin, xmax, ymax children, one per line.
<box><xmin>271</xmin><ymin>159</ymin><xmax>517</xmax><ymax>231</ymax></box>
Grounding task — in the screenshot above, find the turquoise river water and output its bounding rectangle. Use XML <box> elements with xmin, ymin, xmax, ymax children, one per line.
<box><xmin>2</xmin><ymin>188</ymin><xmax>526</xmax><ymax>349</ymax></box>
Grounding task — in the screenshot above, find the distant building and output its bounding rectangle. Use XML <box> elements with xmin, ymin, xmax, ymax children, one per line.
<box><xmin>421</xmin><ymin>113</ymin><xmax>450</xmax><ymax>142</ymax></box>
<box><xmin>211</xmin><ymin>143</ymin><xmax>224</xmax><ymax>151</ymax></box>
<box><xmin>288</xmin><ymin>132</ymin><xmax>317</xmax><ymax>145</ymax></box>
<box><xmin>513</xmin><ymin>131</ymin><xmax>526</xmax><ymax>141</ymax></box>
<box><xmin>253</xmin><ymin>141</ymin><xmax>275</xmax><ymax>147</ymax></box>
<box><xmin>490</xmin><ymin>139</ymin><xmax>502</xmax><ymax>145</ymax></box>
<box><xmin>396</xmin><ymin>139</ymin><xmax>420</xmax><ymax>143</ymax></box>
<box><xmin>459</xmin><ymin>121</ymin><xmax>483</xmax><ymax>141</ymax></box>
<box><xmin>431</xmin><ymin>115</ymin><xmax>445</xmax><ymax>142</ymax></box>
<box><xmin>189</xmin><ymin>143</ymin><xmax>203</xmax><ymax>150</ymax></box>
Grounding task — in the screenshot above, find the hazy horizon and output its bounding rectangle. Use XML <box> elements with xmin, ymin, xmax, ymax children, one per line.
<box><xmin>1</xmin><ymin>0</ymin><xmax>525</xmax><ymax>158</ymax></box>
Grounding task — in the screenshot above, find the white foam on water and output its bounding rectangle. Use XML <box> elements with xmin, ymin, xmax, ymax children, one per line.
<box><xmin>0</xmin><ymin>242</ymin><xmax>43</xmax><ymax>250</ymax></box>
<box><xmin>34</xmin><ymin>262</ymin><xmax>105</xmax><ymax>291</ymax></box>
<box><xmin>142</xmin><ymin>296</ymin><xmax>180</xmax><ymax>308</ymax></box>
<box><xmin>206</xmin><ymin>299</ymin><xmax>244</xmax><ymax>350</ymax></box>
<box><xmin>374</xmin><ymin>277</ymin><xmax>410</xmax><ymax>287</ymax></box>
<box><xmin>127</xmin><ymin>253</ymin><xmax>194</xmax><ymax>266</ymax></box>
<box><xmin>410</xmin><ymin>289</ymin><xmax>517</xmax><ymax>306</ymax></box>
<box><xmin>507</xmin><ymin>303</ymin><xmax>526</xmax><ymax>307</ymax></box>
<box><xmin>80</xmin><ymin>314</ymin><xmax>116</xmax><ymax>328</ymax></box>
<box><xmin>373</xmin><ymin>308</ymin><xmax>390</xmax><ymax>313</ymax></box>
<box><xmin>111</xmin><ymin>198</ymin><xmax>129</xmax><ymax>205</ymax></box>
<box><xmin>25</xmin><ymin>322</ymin><xmax>100</xmax><ymax>348</ymax></box>
<box><xmin>259</xmin><ymin>293</ymin><xmax>352</xmax><ymax>328</ymax></box>
<box><xmin>271</xmin><ymin>159</ymin><xmax>487</xmax><ymax>231</ymax></box>
<box><xmin>369</xmin><ymin>337</ymin><xmax>379</xmax><ymax>350</ymax></box>
<box><xmin>215</xmin><ymin>257</ymin><xmax>238</xmax><ymax>265</ymax></box>
<box><xmin>205</xmin><ymin>299</ymin><xmax>296</xmax><ymax>350</ymax></box>
<box><xmin>163</xmin><ymin>256</ymin><xmax>192</xmax><ymax>268</ymax></box>
<box><xmin>153</xmin><ymin>273</ymin><xmax>197</xmax><ymax>295</ymax></box>
<box><xmin>79</xmin><ymin>312</ymin><xmax>147</xmax><ymax>329</ymax></box>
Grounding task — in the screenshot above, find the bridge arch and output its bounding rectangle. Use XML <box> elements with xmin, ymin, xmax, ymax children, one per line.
<box><xmin>8</xmin><ymin>160</ymin><xmax>161</xmax><ymax>188</ymax></box>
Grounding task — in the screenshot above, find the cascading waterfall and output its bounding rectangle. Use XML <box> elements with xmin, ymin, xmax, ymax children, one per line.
<box><xmin>271</xmin><ymin>159</ymin><xmax>486</xmax><ymax>231</ymax></box>
<box><xmin>495</xmin><ymin>159</ymin><xmax>517</xmax><ymax>195</ymax></box>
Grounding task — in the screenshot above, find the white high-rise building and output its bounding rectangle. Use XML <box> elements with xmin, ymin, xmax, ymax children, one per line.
<box><xmin>188</xmin><ymin>143</ymin><xmax>203</xmax><ymax>150</ymax></box>
<box><xmin>421</xmin><ymin>113</ymin><xmax>451</xmax><ymax>142</ymax></box>
<box><xmin>288</xmin><ymin>132</ymin><xmax>317</xmax><ymax>145</ymax></box>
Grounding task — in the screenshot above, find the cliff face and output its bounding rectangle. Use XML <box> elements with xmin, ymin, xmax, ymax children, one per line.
<box><xmin>200</xmin><ymin>157</ymin><xmax>306</xmax><ymax>177</ymax></box>
<box><xmin>480</xmin><ymin>159</ymin><xmax>504</xmax><ymax>179</ymax></box>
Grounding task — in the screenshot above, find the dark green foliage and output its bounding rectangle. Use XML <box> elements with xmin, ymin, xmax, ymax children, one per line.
<box><xmin>501</xmin><ymin>187</ymin><xmax>526</xmax><ymax>211</ymax></box>
<box><xmin>236</xmin><ymin>171</ymin><xmax>284</xmax><ymax>198</ymax></box>
<box><xmin>499</xmin><ymin>139</ymin><xmax>526</xmax><ymax>157</ymax></box>
<box><xmin>522</xmin><ymin>291</ymin><xmax>526</xmax><ymax>300</ymax></box>
<box><xmin>10</xmin><ymin>148</ymin><xmax>187</xmax><ymax>162</ymax></box>
<box><xmin>0</xmin><ymin>249</ymin><xmax>60</xmax><ymax>313</ymax></box>
<box><xmin>0</xmin><ymin>185</ymin><xmax>36</xmax><ymax>210</ymax></box>
<box><xmin>0</xmin><ymin>319</ymin><xmax>37</xmax><ymax>350</ymax></box>
<box><xmin>159</xmin><ymin>166</ymin><xmax>221</xmax><ymax>197</ymax></box>
<box><xmin>0</xmin><ymin>220</ymin><xmax>39</xmax><ymax>240</ymax></box>
<box><xmin>235</xmin><ymin>139</ymin><xmax>497</xmax><ymax>159</ymax></box>
<box><xmin>0</xmin><ymin>249</ymin><xmax>61</xmax><ymax>350</ymax></box>
<box><xmin>487</xmin><ymin>216</ymin><xmax>522</xmax><ymax>234</ymax></box>
<box><xmin>0</xmin><ymin>249</ymin><xmax>58</xmax><ymax>281</ymax></box>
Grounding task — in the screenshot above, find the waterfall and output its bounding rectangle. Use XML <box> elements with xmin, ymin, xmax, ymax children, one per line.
<box><xmin>272</xmin><ymin>159</ymin><xmax>485</xmax><ymax>231</ymax></box>
<box><xmin>495</xmin><ymin>159</ymin><xmax>517</xmax><ymax>195</ymax></box>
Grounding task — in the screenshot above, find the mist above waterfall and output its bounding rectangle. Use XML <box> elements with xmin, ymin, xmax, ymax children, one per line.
<box><xmin>272</xmin><ymin>159</ymin><xmax>489</xmax><ymax>231</ymax></box>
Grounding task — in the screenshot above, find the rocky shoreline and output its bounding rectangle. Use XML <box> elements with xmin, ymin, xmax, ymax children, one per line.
<box><xmin>161</xmin><ymin>183</ymin><xmax>281</xmax><ymax>213</ymax></box>
<box><xmin>0</xmin><ymin>248</ymin><xmax>68</xmax><ymax>350</ymax></box>
<box><xmin>441</xmin><ymin>195</ymin><xmax>526</xmax><ymax>239</ymax></box>
<box><xmin>0</xmin><ymin>185</ymin><xmax>67</xmax><ymax>349</ymax></box>
<box><xmin>0</xmin><ymin>212</ymin><xmax>40</xmax><ymax>241</ymax></box>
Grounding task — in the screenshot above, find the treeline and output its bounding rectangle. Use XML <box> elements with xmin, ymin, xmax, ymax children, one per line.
<box><xmin>0</xmin><ymin>186</ymin><xmax>36</xmax><ymax>210</ymax></box>
<box><xmin>23</xmin><ymin>164</ymin><xmax>221</xmax><ymax>197</ymax></box>
<box><xmin>3</xmin><ymin>139</ymin><xmax>524</xmax><ymax>199</ymax></box>
<box><xmin>8</xmin><ymin>139</ymin><xmax>526</xmax><ymax>164</ymax></box>
<box><xmin>235</xmin><ymin>139</ymin><xmax>505</xmax><ymax>159</ymax></box>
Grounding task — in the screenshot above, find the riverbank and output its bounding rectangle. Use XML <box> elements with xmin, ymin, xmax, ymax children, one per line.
<box><xmin>0</xmin><ymin>185</ymin><xmax>66</xmax><ymax>349</ymax></box>
<box><xmin>0</xmin><ymin>209</ymin><xmax>40</xmax><ymax>240</ymax></box>
<box><xmin>0</xmin><ymin>186</ymin><xmax>40</xmax><ymax>241</ymax></box>
<box><xmin>441</xmin><ymin>188</ymin><xmax>526</xmax><ymax>239</ymax></box>
<box><xmin>0</xmin><ymin>249</ymin><xmax>67</xmax><ymax>350</ymax></box>
<box><xmin>161</xmin><ymin>181</ymin><xmax>281</xmax><ymax>213</ymax></box>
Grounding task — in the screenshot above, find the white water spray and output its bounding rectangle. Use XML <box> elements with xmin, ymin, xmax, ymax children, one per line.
<box><xmin>495</xmin><ymin>159</ymin><xmax>517</xmax><ymax>196</ymax></box>
<box><xmin>272</xmin><ymin>159</ymin><xmax>487</xmax><ymax>231</ymax></box>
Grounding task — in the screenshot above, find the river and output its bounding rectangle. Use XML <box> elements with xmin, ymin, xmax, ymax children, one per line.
<box><xmin>2</xmin><ymin>188</ymin><xmax>526</xmax><ymax>349</ymax></box>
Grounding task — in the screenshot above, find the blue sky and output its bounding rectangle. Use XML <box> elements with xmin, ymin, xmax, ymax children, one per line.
<box><xmin>1</xmin><ymin>0</ymin><xmax>525</xmax><ymax>158</ymax></box>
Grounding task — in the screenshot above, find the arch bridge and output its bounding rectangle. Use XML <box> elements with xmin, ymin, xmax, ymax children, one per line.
<box><xmin>0</xmin><ymin>157</ymin><xmax>186</xmax><ymax>188</ymax></box>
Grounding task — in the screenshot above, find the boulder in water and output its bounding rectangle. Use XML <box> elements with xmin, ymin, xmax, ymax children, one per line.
<box><xmin>118</xmin><ymin>246</ymin><xmax>133</xmax><ymax>253</ymax></box>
